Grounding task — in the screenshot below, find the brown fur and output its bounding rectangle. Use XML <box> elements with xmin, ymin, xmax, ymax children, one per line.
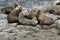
<box><xmin>0</xmin><ymin>6</ymin><xmax>14</xmax><ymax>14</ymax></box>
<box><xmin>0</xmin><ymin>3</ymin><xmax>19</xmax><ymax>15</ymax></box>
<box><xmin>36</xmin><ymin>10</ymin><xmax>54</xmax><ymax>25</ymax></box>
<box><xmin>7</xmin><ymin>4</ymin><xmax>22</xmax><ymax>23</ymax></box>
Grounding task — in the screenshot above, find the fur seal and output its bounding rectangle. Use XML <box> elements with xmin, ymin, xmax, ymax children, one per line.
<box><xmin>36</xmin><ymin>10</ymin><xmax>54</xmax><ymax>25</ymax></box>
<box><xmin>18</xmin><ymin>9</ymin><xmax>38</xmax><ymax>26</ymax></box>
<box><xmin>0</xmin><ymin>6</ymin><xmax>14</xmax><ymax>14</ymax></box>
<box><xmin>43</xmin><ymin>5</ymin><xmax>60</xmax><ymax>15</ymax></box>
<box><xmin>7</xmin><ymin>3</ymin><xmax>22</xmax><ymax>23</ymax></box>
<box><xmin>53</xmin><ymin>9</ymin><xmax>60</xmax><ymax>15</ymax></box>
<box><xmin>0</xmin><ymin>3</ymin><xmax>20</xmax><ymax>15</ymax></box>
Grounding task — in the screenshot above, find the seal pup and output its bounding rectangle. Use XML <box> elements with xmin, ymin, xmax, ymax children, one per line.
<box><xmin>36</xmin><ymin>10</ymin><xmax>54</xmax><ymax>25</ymax></box>
<box><xmin>18</xmin><ymin>9</ymin><xmax>38</xmax><ymax>26</ymax></box>
<box><xmin>7</xmin><ymin>3</ymin><xmax>22</xmax><ymax>23</ymax></box>
<box><xmin>0</xmin><ymin>6</ymin><xmax>14</xmax><ymax>14</ymax></box>
<box><xmin>0</xmin><ymin>3</ymin><xmax>20</xmax><ymax>15</ymax></box>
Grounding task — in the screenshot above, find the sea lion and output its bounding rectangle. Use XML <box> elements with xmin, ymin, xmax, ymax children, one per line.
<box><xmin>0</xmin><ymin>6</ymin><xmax>14</xmax><ymax>14</ymax></box>
<box><xmin>0</xmin><ymin>3</ymin><xmax>20</xmax><ymax>15</ymax></box>
<box><xmin>43</xmin><ymin>5</ymin><xmax>60</xmax><ymax>15</ymax></box>
<box><xmin>36</xmin><ymin>10</ymin><xmax>54</xmax><ymax>25</ymax></box>
<box><xmin>49</xmin><ymin>5</ymin><xmax>60</xmax><ymax>15</ymax></box>
<box><xmin>7</xmin><ymin>3</ymin><xmax>22</xmax><ymax>23</ymax></box>
<box><xmin>53</xmin><ymin>9</ymin><xmax>60</xmax><ymax>15</ymax></box>
<box><xmin>18</xmin><ymin>9</ymin><xmax>38</xmax><ymax>26</ymax></box>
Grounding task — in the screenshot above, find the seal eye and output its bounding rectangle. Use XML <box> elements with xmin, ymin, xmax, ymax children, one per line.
<box><xmin>38</xmin><ymin>10</ymin><xmax>41</xmax><ymax>12</ymax></box>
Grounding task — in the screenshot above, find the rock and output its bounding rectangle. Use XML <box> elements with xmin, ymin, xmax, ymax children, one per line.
<box><xmin>17</xmin><ymin>25</ymin><xmax>40</xmax><ymax>33</ymax></box>
<box><xmin>0</xmin><ymin>13</ymin><xmax>9</xmax><ymax>31</ymax></box>
<box><xmin>50</xmin><ymin>28</ymin><xmax>59</xmax><ymax>35</ymax></box>
<box><xmin>16</xmin><ymin>25</ymin><xmax>40</xmax><ymax>40</ymax></box>
<box><xmin>37</xmin><ymin>29</ymin><xmax>57</xmax><ymax>40</ymax></box>
<box><xmin>36</xmin><ymin>25</ymin><xmax>42</xmax><ymax>29</ymax></box>
<box><xmin>0</xmin><ymin>14</ymin><xmax>7</xmax><ymax>19</ymax></box>
<box><xmin>8</xmin><ymin>23</ymin><xmax>18</xmax><ymax>27</ymax></box>
<box><xmin>0</xmin><ymin>32</ymin><xmax>9</xmax><ymax>40</ymax></box>
<box><xmin>55</xmin><ymin>20</ymin><xmax>60</xmax><ymax>29</ymax></box>
<box><xmin>2</xmin><ymin>27</ymin><xmax>17</xmax><ymax>33</ymax></box>
<box><xmin>0</xmin><ymin>19</ymin><xmax>8</xmax><ymax>31</ymax></box>
<box><xmin>44</xmin><ymin>12</ymin><xmax>58</xmax><ymax>21</ymax></box>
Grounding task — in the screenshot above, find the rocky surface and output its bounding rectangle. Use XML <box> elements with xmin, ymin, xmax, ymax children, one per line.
<box><xmin>0</xmin><ymin>13</ymin><xmax>60</xmax><ymax>40</ymax></box>
<box><xmin>0</xmin><ymin>24</ymin><xmax>60</xmax><ymax>40</ymax></box>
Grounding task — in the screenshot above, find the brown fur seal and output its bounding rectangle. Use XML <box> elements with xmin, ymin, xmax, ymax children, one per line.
<box><xmin>18</xmin><ymin>9</ymin><xmax>38</xmax><ymax>26</ymax></box>
<box><xmin>0</xmin><ymin>6</ymin><xmax>14</xmax><ymax>14</ymax></box>
<box><xmin>0</xmin><ymin>3</ymin><xmax>19</xmax><ymax>15</ymax></box>
<box><xmin>36</xmin><ymin>10</ymin><xmax>54</xmax><ymax>25</ymax></box>
<box><xmin>7</xmin><ymin>3</ymin><xmax>22</xmax><ymax>23</ymax></box>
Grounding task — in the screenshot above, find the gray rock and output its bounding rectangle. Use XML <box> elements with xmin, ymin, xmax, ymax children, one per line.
<box><xmin>8</xmin><ymin>23</ymin><xmax>18</xmax><ymax>27</ymax></box>
<box><xmin>44</xmin><ymin>12</ymin><xmax>58</xmax><ymax>21</ymax></box>
<box><xmin>0</xmin><ymin>14</ymin><xmax>7</xmax><ymax>19</ymax></box>
<box><xmin>0</xmin><ymin>19</ymin><xmax>8</xmax><ymax>31</ymax></box>
<box><xmin>50</xmin><ymin>28</ymin><xmax>59</xmax><ymax>35</ymax></box>
<box><xmin>2</xmin><ymin>27</ymin><xmax>17</xmax><ymax>33</ymax></box>
<box><xmin>55</xmin><ymin>20</ymin><xmax>60</xmax><ymax>29</ymax></box>
<box><xmin>17</xmin><ymin>25</ymin><xmax>40</xmax><ymax>33</ymax></box>
<box><xmin>0</xmin><ymin>32</ymin><xmax>8</xmax><ymax>40</ymax></box>
<box><xmin>36</xmin><ymin>25</ymin><xmax>42</xmax><ymax>29</ymax></box>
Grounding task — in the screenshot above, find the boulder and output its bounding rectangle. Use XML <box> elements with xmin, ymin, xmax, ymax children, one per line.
<box><xmin>0</xmin><ymin>14</ymin><xmax>8</xmax><ymax>31</ymax></box>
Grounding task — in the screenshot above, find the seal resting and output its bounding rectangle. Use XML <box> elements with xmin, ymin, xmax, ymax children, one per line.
<box><xmin>0</xmin><ymin>3</ymin><xmax>20</xmax><ymax>15</ymax></box>
<box><xmin>0</xmin><ymin>6</ymin><xmax>14</xmax><ymax>14</ymax></box>
<box><xmin>18</xmin><ymin>9</ymin><xmax>38</xmax><ymax>26</ymax></box>
<box><xmin>36</xmin><ymin>10</ymin><xmax>54</xmax><ymax>25</ymax></box>
<box><xmin>43</xmin><ymin>5</ymin><xmax>60</xmax><ymax>15</ymax></box>
<box><xmin>7</xmin><ymin>3</ymin><xmax>22</xmax><ymax>23</ymax></box>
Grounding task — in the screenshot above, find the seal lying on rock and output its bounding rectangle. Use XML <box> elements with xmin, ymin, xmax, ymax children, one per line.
<box><xmin>7</xmin><ymin>3</ymin><xmax>22</xmax><ymax>23</ymax></box>
<box><xmin>18</xmin><ymin>9</ymin><xmax>38</xmax><ymax>26</ymax></box>
<box><xmin>36</xmin><ymin>10</ymin><xmax>54</xmax><ymax>25</ymax></box>
<box><xmin>53</xmin><ymin>9</ymin><xmax>60</xmax><ymax>15</ymax></box>
<box><xmin>43</xmin><ymin>5</ymin><xmax>60</xmax><ymax>15</ymax></box>
<box><xmin>0</xmin><ymin>6</ymin><xmax>14</xmax><ymax>14</ymax></box>
<box><xmin>0</xmin><ymin>3</ymin><xmax>20</xmax><ymax>15</ymax></box>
